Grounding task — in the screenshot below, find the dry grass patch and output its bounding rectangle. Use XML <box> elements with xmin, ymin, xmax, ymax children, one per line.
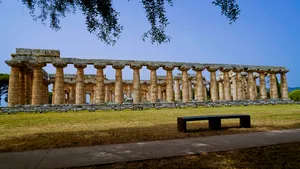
<box><xmin>0</xmin><ymin>105</ymin><xmax>299</xmax><ymax>152</ymax></box>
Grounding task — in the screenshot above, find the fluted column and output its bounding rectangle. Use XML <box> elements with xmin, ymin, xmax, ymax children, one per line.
<box><xmin>52</xmin><ymin>83</ymin><xmax>55</xmax><ymax>104</ymax></box>
<box><xmin>204</xmin><ymin>84</ymin><xmax>207</xmax><ymax>100</ymax></box>
<box><xmin>6</xmin><ymin>61</ymin><xmax>22</xmax><ymax>107</ymax></box>
<box><xmin>31</xmin><ymin>62</ymin><xmax>46</xmax><ymax>105</ymax></box>
<box><xmin>247</xmin><ymin>69</ymin><xmax>256</xmax><ymax>100</ymax></box>
<box><xmin>234</xmin><ymin>68</ymin><xmax>243</xmax><ymax>100</ymax></box>
<box><xmin>131</xmin><ymin>64</ymin><xmax>142</xmax><ymax>104</ymax></box>
<box><xmin>208</xmin><ymin>67</ymin><xmax>218</xmax><ymax>102</ymax></box>
<box><xmin>218</xmin><ymin>80</ymin><xmax>225</xmax><ymax>100</ymax></box>
<box><xmin>174</xmin><ymin>78</ymin><xmax>181</xmax><ymax>101</ymax></box>
<box><xmin>147</xmin><ymin>64</ymin><xmax>159</xmax><ymax>103</ymax></box>
<box><xmin>158</xmin><ymin>85</ymin><xmax>162</xmax><ymax>100</ymax></box>
<box><xmin>53</xmin><ymin>61</ymin><xmax>67</xmax><ymax>104</ymax></box>
<box><xmin>193</xmin><ymin>66</ymin><xmax>205</xmax><ymax>101</ymax></box>
<box><xmin>24</xmin><ymin>70</ymin><xmax>31</xmax><ymax>104</ymax></box>
<box><xmin>105</xmin><ymin>85</ymin><xmax>110</xmax><ymax>102</ymax></box>
<box><xmin>189</xmin><ymin>79</ymin><xmax>193</xmax><ymax>101</ymax></box>
<box><xmin>280</xmin><ymin>70</ymin><xmax>289</xmax><ymax>99</ymax></box>
<box><xmin>163</xmin><ymin>65</ymin><xmax>174</xmax><ymax>102</ymax></box>
<box><xmin>179</xmin><ymin>65</ymin><xmax>191</xmax><ymax>103</ymax></box>
<box><xmin>220</xmin><ymin>68</ymin><xmax>231</xmax><ymax>101</ymax></box>
<box><xmin>19</xmin><ymin>69</ymin><xmax>26</xmax><ymax>105</ymax></box>
<box><xmin>113</xmin><ymin>64</ymin><xmax>125</xmax><ymax>104</ymax></box>
<box><xmin>74</xmin><ymin>63</ymin><xmax>87</xmax><ymax>104</ymax></box>
<box><xmin>258</xmin><ymin>70</ymin><xmax>267</xmax><ymax>99</ymax></box>
<box><xmin>69</xmin><ymin>84</ymin><xmax>75</xmax><ymax>104</ymax></box>
<box><xmin>270</xmin><ymin>70</ymin><xmax>278</xmax><ymax>99</ymax></box>
<box><xmin>94</xmin><ymin>63</ymin><xmax>106</xmax><ymax>104</ymax></box>
<box><xmin>90</xmin><ymin>91</ymin><xmax>94</xmax><ymax>104</ymax></box>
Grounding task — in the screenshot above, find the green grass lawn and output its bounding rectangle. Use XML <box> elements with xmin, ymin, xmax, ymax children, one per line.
<box><xmin>0</xmin><ymin>105</ymin><xmax>299</xmax><ymax>152</ymax></box>
<box><xmin>78</xmin><ymin>142</ymin><xmax>300</xmax><ymax>169</ymax></box>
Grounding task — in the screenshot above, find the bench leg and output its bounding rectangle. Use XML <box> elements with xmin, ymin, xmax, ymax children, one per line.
<box><xmin>209</xmin><ymin>119</ymin><xmax>221</xmax><ymax>130</ymax></box>
<box><xmin>177</xmin><ymin>119</ymin><xmax>187</xmax><ymax>132</ymax></box>
<box><xmin>240</xmin><ymin>116</ymin><xmax>251</xmax><ymax>128</ymax></box>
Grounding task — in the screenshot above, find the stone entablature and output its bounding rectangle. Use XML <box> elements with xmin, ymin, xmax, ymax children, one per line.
<box><xmin>5</xmin><ymin>48</ymin><xmax>290</xmax><ymax>107</ymax></box>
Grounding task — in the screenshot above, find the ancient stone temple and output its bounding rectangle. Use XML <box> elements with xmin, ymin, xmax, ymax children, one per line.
<box><xmin>6</xmin><ymin>48</ymin><xmax>289</xmax><ymax>107</ymax></box>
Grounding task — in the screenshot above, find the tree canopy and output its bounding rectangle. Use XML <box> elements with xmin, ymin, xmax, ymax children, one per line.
<box><xmin>7</xmin><ymin>0</ymin><xmax>240</xmax><ymax>45</ymax></box>
<box><xmin>0</xmin><ymin>74</ymin><xmax>9</xmax><ymax>105</ymax></box>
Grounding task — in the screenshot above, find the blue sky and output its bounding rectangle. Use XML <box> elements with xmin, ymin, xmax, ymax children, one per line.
<box><xmin>0</xmin><ymin>0</ymin><xmax>300</xmax><ymax>105</ymax></box>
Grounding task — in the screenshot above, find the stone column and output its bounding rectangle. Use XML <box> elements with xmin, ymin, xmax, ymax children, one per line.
<box><xmin>204</xmin><ymin>84</ymin><xmax>207</xmax><ymax>100</ymax></box>
<box><xmin>174</xmin><ymin>77</ymin><xmax>181</xmax><ymax>101</ymax></box>
<box><xmin>208</xmin><ymin>67</ymin><xmax>218</xmax><ymax>102</ymax></box>
<box><xmin>31</xmin><ymin>62</ymin><xmax>46</xmax><ymax>105</ymax></box>
<box><xmin>94</xmin><ymin>63</ymin><xmax>106</xmax><ymax>104</ymax></box>
<box><xmin>53</xmin><ymin>61</ymin><xmax>67</xmax><ymax>104</ymax></box>
<box><xmin>157</xmin><ymin>85</ymin><xmax>162</xmax><ymax>100</ymax></box>
<box><xmin>6</xmin><ymin>61</ymin><xmax>22</xmax><ymax>107</ymax></box>
<box><xmin>105</xmin><ymin>84</ymin><xmax>110</xmax><ymax>102</ymax></box>
<box><xmin>90</xmin><ymin>91</ymin><xmax>94</xmax><ymax>104</ymax></box>
<box><xmin>19</xmin><ymin>69</ymin><xmax>26</xmax><ymax>105</ymax></box>
<box><xmin>179</xmin><ymin>65</ymin><xmax>191</xmax><ymax>103</ymax></box>
<box><xmin>74</xmin><ymin>63</ymin><xmax>87</xmax><ymax>104</ymax></box>
<box><xmin>24</xmin><ymin>70</ymin><xmax>31</xmax><ymax>104</ymax></box>
<box><xmin>131</xmin><ymin>64</ymin><xmax>142</xmax><ymax>104</ymax></box>
<box><xmin>189</xmin><ymin>79</ymin><xmax>193</xmax><ymax>101</ymax></box>
<box><xmin>247</xmin><ymin>69</ymin><xmax>256</xmax><ymax>100</ymax></box>
<box><xmin>280</xmin><ymin>70</ymin><xmax>289</xmax><ymax>99</ymax></box>
<box><xmin>234</xmin><ymin>68</ymin><xmax>243</xmax><ymax>100</ymax></box>
<box><xmin>231</xmin><ymin>77</ymin><xmax>237</xmax><ymax>101</ymax></box>
<box><xmin>163</xmin><ymin>65</ymin><xmax>174</xmax><ymax>102</ymax></box>
<box><xmin>220</xmin><ymin>68</ymin><xmax>232</xmax><ymax>101</ymax></box>
<box><xmin>218</xmin><ymin>80</ymin><xmax>225</xmax><ymax>100</ymax></box>
<box><xmin>193</xmin><ymin>66</ymin><xmax>205</xmax><ymax>101</ymax></box>
<box><xmin>254</xmin><ymin>76</ymin><xmax>258</xmax><ymax>99</ymax></box>
<box><xmin>69</xmin><ymin>84</ymin><xmax>75</xmax><ymax>104</ymax></box>
<box><xmin>270</xmin><ymin>70</ymin><xmax>279</xmax><ymax>99</ymax></box>
<box><xmin>147</xmin><ymin>64</ymin><xmax>159</xmax><ymax>103</ymax></box>
<box><xmin>44</xmin><ymin>81</ymin><xmax>49</xmax><ymax>104</ymax></box>
<box><xmin>113</xmin><ymin>64</ymin><xmax>125</xmax><ymax>104</ymax></box>
<box><xmin>52</xmin><ymin>83</ymin><xmax>55</xmax><ymax>104</ymax></box>
<box><xmin>258</xmin><ymin>70</ymin><xmax>267</xmax><ymax>100</ymax></box>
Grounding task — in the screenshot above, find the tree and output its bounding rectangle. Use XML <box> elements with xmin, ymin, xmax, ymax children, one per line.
<box><xmin>7</xmin><ymin>0</ymin><xmax>241</xmax><ymax>45</ymax></box>
<box><xmin>288</xmin><ymin>90</ymin><xmax>300</xmax><ymax>101</ymax></box>
<box><xmin>0</xmin><ymin>74</ymin><xmax>9</xmax><ymax>106</ymax></box>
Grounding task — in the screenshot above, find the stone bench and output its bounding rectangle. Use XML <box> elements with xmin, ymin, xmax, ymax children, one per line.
<box><xmin>177</xmin><ymin>114</ymin><xmax>251</xmax><ymax>132</ymax></box>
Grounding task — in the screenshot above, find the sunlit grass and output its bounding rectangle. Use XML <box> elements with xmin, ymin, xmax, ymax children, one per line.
<box><xmin>0</xmin><ymin>105</ymin><xmax>299</xmax><ymax>152</ymax></box>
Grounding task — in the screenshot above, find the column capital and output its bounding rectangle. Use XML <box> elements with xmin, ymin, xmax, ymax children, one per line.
<box><xmin>147</xmin><ymin>63</ymin><xmax>160</xmax><ymax>70</ymax></box>
<box><xmin>5</xmin><ymin>60</ymin><xmax>24</xmax><ymax>67</ymax></box>
<box><xmin>112</xmin><ymin>63</ymin><xmax>125</xmax><ymax>69</ymax></box>
<box><xmin>53</xmin><ymin>60</ymin><xmax>67</xmax><ymax>68</ymax></box>
<box><xmin>257</xmin><ymin>69</ymin><xmax>268</xmax><ymax>74</ymax></box>
<box><xmin>207</xmin><ymin>66</ymin><xmax>218</xmax><ymax>72</ymax></box>
<box><xmin>245</xmin><ymin>68</ymin><xmax>256</xmax><ymax>72</ymax></box>
<box><xmin>94</xmin><ymin>62</ymin><xmax>106</xmax><ymax>69</ymax></box>
<box><xmin>233</xmin><ymin>67</ymin><xmax>243</xmax><ymax>72</ymax></box>
<box><xmin>280</xmin><ymin>69</ymin><xmax>289</xmax><ymax>74</ymax></box>
<box><xmin>30</xmin><ymin>61</ymin><xmax>46</xmax><ymax>68</ymax></box>
<box><xmin>130</xmin><ymin>63</ymin><xmax>143</xmax><ymax>69</ymax></box>
<box><xmin>192</xmin><ymin>65</ymin><xmax>205</xmax><ymax>71</ymax></box>
<box><xmin>178</xmin><ymin>65</ymin><xmax>191</xmax><ymax>71</ymax></box>
<box><xmin>74</xmin><ymin>62</ymin><xmax>87</xmax><ymax>68</ymax></box>
<box><xmin>269</xmin><ymin>69</ymin><xmax>280</xmax><ymax>73</ymax></box>
<box><xmin>163</xmin><ymin>64</ymin><xmax>175</xmax><ymax>71</ymax></box>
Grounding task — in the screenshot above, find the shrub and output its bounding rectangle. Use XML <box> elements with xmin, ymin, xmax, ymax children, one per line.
<box><xmin>288</xmin><ymin>90</ymin><xmax>300</xmax><ymax>101</ymax></box>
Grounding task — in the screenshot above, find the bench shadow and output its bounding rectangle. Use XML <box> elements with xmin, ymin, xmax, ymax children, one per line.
<box><xmin>0</xmin><ymin>122</ymin><xmax>299</xmax><ymax>153</ymax></box>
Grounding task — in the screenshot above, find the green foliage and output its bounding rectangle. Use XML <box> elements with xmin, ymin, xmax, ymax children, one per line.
<box><xmin>48</xmin><ymin>92</ymin><xmax>53</xmax><ymax>104</ymax></box>
<box><xmin>15</xmin><ymin>0</ymin><xmax>240</xmax><ymax>45</ymax></box>
<box><xmin>288</xmin><ymin>90</ymin><xmax>300</xmax><ymax>101</ymax></box>
<box><xmin>0</xmin><ymin>74</ymin><xmax>9</xmax><ymax>105</ymax></box>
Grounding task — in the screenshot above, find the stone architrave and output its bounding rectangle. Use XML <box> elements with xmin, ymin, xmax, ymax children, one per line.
<box><xmin>74</xmin><ymin>63</ymin><xmax>87</xmax><ymax>104</ymax></box>
<box><xmin>218</xmin><ymin>79</ymin><xmax>225</xmax><ymax>100</ymax></box>
<box><xmin>94</xmin><ymin>62</ymin><xmax>106</xmax><ymax>104</ymax></box>
<box><xmin>31</xmin><ymin>61</ymin><xmax>46</xmax><ymax>105</ymax></box>
<box><xmin>270</xmin><ymin>70</ymin><xmax>279</xmax><ymax>99</ymax></box>
<box><xmin>207</xmin><ymin>67</ymin><xmax>218</xmax><ymax>102</ymax></box>
<box><xmin>163</xmin><ymin>65</ymin><xmax>175</xmax><ymax>102</ymax></box>
<box><xmin>113</xmin><ymin>63</ymin><xmax>125</xmax><ymax>104</ymax></box>
<box><xmin>147</xmin><ymin>64</ymin><xmax>160</xmax><ymax>103</ymax></box>
<box><xmin>280</xmin><ymin>70</ymin><xmax>289</xmax><ymax>99</ymax></box>
<box><xmin>6</xmin><ymin>60</ymin><xmax>23</xmax><ymax>107</ymax></box>
<box><xmin>53</xmin><ymin>60</ymin><xmax>67</xmax><ymax>104</ymax></box>
<box><xmin>130</xmin><ymin>64</ymin><xmax>142</xmax><ymax>104</ymax></box>
<box><xmin>193</xmin><ymin>66</ymin><xmax>205</xmax><ymax>102</ymax></box>
<box><xmin>258</xmin><ymin>70</ymin><xmax>267</xmax><ymax>100</ymax></box>
<box><xmin>174</xmin><ymin>77</ymin><xmax>181</xmax><ymax>101</ymax></box>
<box><xmin>19</xmin><ymin>69</ymin><xmax>25</xmax><ymax>105</ymax></box>
<box><xmin>179</xmin><ymin>65</ymin><xmax>191</xmax><ymax>103</ymax></box>
<box><xmin>220</xmin><ymin>67</ymin><xmax>232</xmax><ymax>101</ymax></box>
<box><xmin>233</xmin><ymin>68</ymin><xmax>244</xmax><ymax>100</ymax></box>
<box><xmin>247</xmin><ymin>69</ymin><xmax>256</xmax><ymax>100</ymax></box>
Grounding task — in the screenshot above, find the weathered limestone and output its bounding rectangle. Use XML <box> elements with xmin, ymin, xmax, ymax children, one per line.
<box><xmin>19</xmin><ymin>69</ymin><xmax>26</xmax><ymax>105</ymax></box>
<box><xmin>74</xmin><ymin>63</ymin><xmax>87</xmax><ymax>104</ymax></box>
<box><xmin>94</xmin><ymin>63</ymin><xmax>106</xmax><ymax>104</ymax></box>
<box><xmin>163</xmin><ymin>65</ymin><xmax>174</xmax><ymax>102</ymax></box>
<box><xmin>179</xmin><ymin>65</ymin><xmax>191</xmax><ymax>103</ymax></box>
<box><xmin>113</xmin><ymin>64</ymin><xmax>125</xmax><ymax>104</ymax></box>
<box><xmin>220</xmin><ymin>68</ymin><xmax>231</xmax><ymax>101</ymax></box>
<box><xmin>69</xmin><ymin>84</ymin><xmax>75</xmax><ymax>104</ymax></box>
<box><xmin>218</xmin><ymin>80</ymin><xmax>225</xmax><ymax>100</ymax></box>
<box><xmin>131</xmin><ymin>64</ymin><xmax>142</xmax><ymax>104</ymax></box>
<box><xmin>174</xmin><ymin>77</ymin><xmax>181</xmax><ymax>101</ymax></box>
<box><xmin>188</xmin><ymin>79</ymin><xmax>193</xmax><ymax>101</ymax></box>
<box><xmin>258</xmin><ymin>70</ymin><xmax>267</xmax><ymax>100</ymax></box>
<box><xmin>31</xmin><ymin>62</ymin><xmax>46</xmax><ymax>105</ymax></box>
<box><xmin>6</xmin><ymin>61</ymin><xmax>22</xmax><ymax>107</ymax></box>
<box><xmin>280</xmin><ymin>70</ymin><xmax>289</xmax><ymax>99</ymax></box>
<box><xmin>234</xmin><ymin>68</ymin><xmax>243</xmax><ymax>100</ymax></box>
<box><xmin>105</xmin><ymin>85</ymin><xmax>110</xmax><ymax>102</ymax></box>
<box><xmin>208</xmin><ymin>67</ymin><xmax>218</xmax><ymax>102</ymax></box>
<box><xmin>44</xmin><ymin>81</ymin><xmax>49</xmax><ymax>104</ymax></box>
<box><xmin>24</xmin><ymin>70</ymin><xmax>31</xmax><ymax>104</ymax></box>
<box><xmin>148</xmin><ymin>64</ymin><xmax>159</xmax><ymax>103</ymax></box>
<box><xmin>270</xmin><ymin>70</ymin><xmax>278</xmax><ymax>99</ymax></box>
<box><xmin>247</xmin><ymin>69</ymin><xmax>256</xmax><ymax>100</ymax></box>
<box><xmin>53</xmin><ymin>60</ymin><xmax>67</xmax><ymax>104</ymax></box>
<box><xmin>193</xmin><ymin>66</ymin><xmax>205</xmax><ymax>101</ymax></box>
<box><xmin>158</xmin><ymin>85</ymin><xmax>162</xmax><ymax>100</ymax></box>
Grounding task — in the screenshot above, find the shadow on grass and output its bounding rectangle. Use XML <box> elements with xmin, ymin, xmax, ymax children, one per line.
<box><xmin>1</xmin><ymin>122</ymin><xmax>300</xmax><ymax>153</ymax></box>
